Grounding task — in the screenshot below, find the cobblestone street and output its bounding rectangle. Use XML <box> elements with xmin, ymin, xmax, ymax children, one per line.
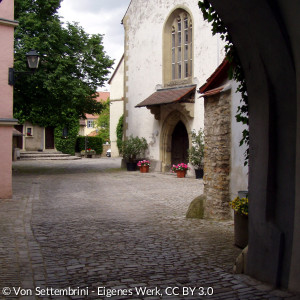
<box><xmin>0</xmin><ymin>158</ymin><xmax>298</xmax><ymax>300</ymax></box>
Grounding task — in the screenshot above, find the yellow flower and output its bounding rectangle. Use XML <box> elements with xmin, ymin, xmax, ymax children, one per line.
<box><xmin>229</xmin><ymin>196</ymin><xmax>248</xmax><ymax>216</ymax></box>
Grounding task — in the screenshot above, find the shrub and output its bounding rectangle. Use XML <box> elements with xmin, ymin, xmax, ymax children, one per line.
<box><xmin>54</xmin><ymin>118</ymin><xmax>79</xmax><ymax>155</ymax></box>
<box><xmin>188</xmin><ymin>129</ymin><xmax>205</xmax><ymax>169</ymax></box>
<box><xmin>116</xmin><ymin>115</ymin><xmax>124</xmax><ymax>154</ymax></box>
<box><xmin>122</xmin><ymin>135</ymin><xmax>148</xmax><ymax>162</ymax></box>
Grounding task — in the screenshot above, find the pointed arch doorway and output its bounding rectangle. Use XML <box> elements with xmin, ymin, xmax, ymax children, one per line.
<box><xmin>171</xmin><ymin>121</ymin><xmax>189</xmax><ymax>165</ymax></box>
<box><xmin>160</xmin><ymin>110</ymin><xmax>191</xmax><ymax>172</ymax></box>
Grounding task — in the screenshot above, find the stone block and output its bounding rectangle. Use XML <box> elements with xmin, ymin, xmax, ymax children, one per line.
<box><xmin>186</xmin><ymin>194</ymin><xmax>206</xmax><ymax>219</ymax></box>
<box><xmin>233</xmin><ymin>246</ymin><xmax>248</xmax><ymax>274</ymax></box>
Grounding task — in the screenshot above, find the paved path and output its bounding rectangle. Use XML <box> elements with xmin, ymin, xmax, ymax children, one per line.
<box><xmin>0</xmin><ymin>158</ymin><xmax>299</xmax><ymax>300</ymax></box>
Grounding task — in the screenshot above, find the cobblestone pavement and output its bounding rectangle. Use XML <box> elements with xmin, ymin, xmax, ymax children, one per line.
<box><xmin>0</xmin><ymin>158</ymin><xmax>299</xmax><ymax>300</ymax></box>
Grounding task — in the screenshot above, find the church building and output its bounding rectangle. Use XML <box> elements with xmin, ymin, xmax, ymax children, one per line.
<box><xmin>121</xmin><ymin>0</ymin><xmax>225</xmax><ymax>173</ymax></box>
<box><xmin>110</xmin><ymin>0</ymin><xmax>248</xmax><ymax>214</ymax></box>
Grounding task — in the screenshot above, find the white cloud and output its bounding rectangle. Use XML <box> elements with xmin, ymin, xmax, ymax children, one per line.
<box><xmin>61</xmin><ymin>0</ymin><xmax>130</xmax><ymax>13</ymax></box>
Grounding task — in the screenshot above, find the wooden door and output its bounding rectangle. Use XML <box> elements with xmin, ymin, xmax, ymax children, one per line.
<box><xmin>45</xmin><ymin>127</ymin><xmax>55</xmax><ymax>149</ymax></box>
<box><xmin>14</xmin><ymin>125</ymin><xmax>23</xmax><ymax>149</ymax></box>
<box><xmin>171</xmin><ymin>121</ymin><xmax>189</xmax><ymax>165</ymax></box>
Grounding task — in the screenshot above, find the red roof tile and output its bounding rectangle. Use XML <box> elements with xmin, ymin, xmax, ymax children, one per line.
<box><xmin>85</xmin><ymin>92</ymin><xmax>110</xmax><ymax>119</ymax></box>
<box><xmin>88</xmin><ymin>130</ymin><xmax>98</xmax><ymax>137</ymax></box>
<box><xmin>136</xmin><ymin>85</ymin><xmax>196</xmax><ymax>107</ymax></box>
<box><xmin>200</xmin><ymin>84</ymin><xmax>230</xmax><ymax>97</ymax></box>
<box><xmin>96</xmin><ymin>92</ymin><xmax>110</xmax><ymax>102</ymax></box>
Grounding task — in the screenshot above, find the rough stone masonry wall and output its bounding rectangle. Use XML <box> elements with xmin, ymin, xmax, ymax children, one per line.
<box><xmin>204</xmin><ymin>90</ymin><xmax>231</xmax><ymax>220</ymax></box>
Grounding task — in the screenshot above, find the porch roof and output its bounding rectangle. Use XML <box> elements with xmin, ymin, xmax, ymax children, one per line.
<box><xmin>199</xmin><ymin>83</ymin><xmax>231</xmax><ymax>97</ymax></box>
<box><xmin>135</xmin><ymin>85</ymin><xmax>196</xmax><ymax>108</ymax></box>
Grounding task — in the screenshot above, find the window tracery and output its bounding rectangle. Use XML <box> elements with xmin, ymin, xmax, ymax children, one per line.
<box><xmin>171</xmin><ymin>12</ymin><xmax>193</xmax><ymax>80</ymax></box>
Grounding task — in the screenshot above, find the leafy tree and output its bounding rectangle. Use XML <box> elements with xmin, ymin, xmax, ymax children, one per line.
<box><xmin>13</xmin><ymin>0</ymin><xmax>114</xmax><ymax>127</ymax></box>
<box><xmin>95</xmin><ymin>99</ymin><xmax>110</xmax><ymax>142</ymax></box>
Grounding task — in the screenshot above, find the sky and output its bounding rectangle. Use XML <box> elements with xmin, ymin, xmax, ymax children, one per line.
<box><xmin>58</xmin><ymin>0</ymin><xmax>131</xmax><ymax>90</ymax></box>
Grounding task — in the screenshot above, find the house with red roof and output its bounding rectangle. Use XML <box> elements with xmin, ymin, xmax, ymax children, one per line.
<box><xmin>79</xmin><ymin>91</ymin><xmax>110</xmax><ymax>137</ymax></box>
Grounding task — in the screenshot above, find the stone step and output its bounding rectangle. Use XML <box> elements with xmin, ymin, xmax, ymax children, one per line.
<box><xmin>20</xmin><ymin>156</ymin><xmax>81</xmax><ymax>160</ymax></box>
<box><xmin>19</xmin><ymin>151</ymin><xmax>81</xmax><ymax>160</ymax></box>
<box><xmin>21</xmin><ymin>153</ymin><xmax>70</xmax><ymax>157</ymax></box>
<box><xmin>20</xmin><ymin>150</ymin><xmax>63</xmax><ymax>154</ymax></box>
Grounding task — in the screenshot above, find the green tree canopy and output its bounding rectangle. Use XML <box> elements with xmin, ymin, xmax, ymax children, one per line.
<box><xmin>95</xmin><ymin>99</ymin><xmax>110</xmax><ymax>142</ymax></box>
<box><xmin>13</xmin><ymin>0</ymin><xmax>114</xmax><ymax>127</ymax></box>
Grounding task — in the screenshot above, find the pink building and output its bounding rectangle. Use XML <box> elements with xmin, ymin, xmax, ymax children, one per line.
<box><xmin>0</xmin><ymin>0</ymin><xmax>18</xmax><ymax>198</ymax></box>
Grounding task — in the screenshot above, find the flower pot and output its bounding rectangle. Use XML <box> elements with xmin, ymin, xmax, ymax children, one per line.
<box><xmin>126</xmin><ymin>162</ymin><xmax>137</xmax><ymax>171</ymax></box>
<box><xmin>238</xmin><ymin>191</ymin><xmax>248</xmax><ymax>198</ymax></box>
<box><xmin>140</xmin><ymin>165</ymin><xmax>149</xmax><ymax>173</ymax></box>
<box><xmin>195</xmin><ymin>168</ymin><xmax>204</xmax><ymax>179</ymax></box>
<box><xmin>176</xmin><ymin>170</ymin><xmax>186</xmax><ymax>178</ymax></box>
<box><xmin>234</xmin><ymin>212</ymin><xmax>248</xmax><ymax>248</ymax></box>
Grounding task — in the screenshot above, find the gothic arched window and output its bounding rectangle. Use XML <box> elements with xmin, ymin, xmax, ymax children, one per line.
<box><xmin>172</xmin><ymin>14</ymin><xmax>192</xmax><ymax>80</ymax></box>
<box><xmin>164</xmin><ymin>9</ymin><xmax>193</xmax><ymax>85</ymax></box>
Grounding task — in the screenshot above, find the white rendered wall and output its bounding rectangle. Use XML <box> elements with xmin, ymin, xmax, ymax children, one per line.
<box><xmin>124</xmin><ymin>0</ymin><xmax>225</xmax><ymax>161</ymax></box>
<box><xmin>110</xmin><ymin>57</ymin><xmax>124</xmax><ymax>101</ymax></box>
<box><xmin>230</xmin><ymin>80</ymin><xmax>249</xmax><ymax>198</ymax></box>
<box><xmin>110</xmin><ymin>57</ymin><xmax>124</xmax><ymax>157</ymax></box>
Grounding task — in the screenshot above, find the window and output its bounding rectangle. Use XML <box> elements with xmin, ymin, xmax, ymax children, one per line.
<box><xmin>26</xmin><ymin>127</ymin><xmax>33</xmax><ymax>137</ymax></box>
<box><xmin>163</xmin><ymin>9</ymin><xmax>193</xmax><ymax>85</ymax></box>
<box><xmin>87</xmin><ymin>120</ymin><xmax>95</xmax><ymax>128</ymax></box>
<box><xmin>171</xmin><ymin>13</ymin><xmax>192</xmax><ymax>80</ymax></box>
<box><xmin>62</xmin><ymin>127</ymin><xmax>68</xmax><ymax>138</ymax></box>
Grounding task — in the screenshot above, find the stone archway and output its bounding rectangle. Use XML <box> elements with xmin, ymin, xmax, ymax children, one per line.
<box><xmin>206</xmin><ymin>0</ymin><xmax>300</xmax><ymax>292</ymax></box>
<box><xmin>160</xmin><ymin>110</ymin><xmax>191</xmax><ymax>172</ymax></box>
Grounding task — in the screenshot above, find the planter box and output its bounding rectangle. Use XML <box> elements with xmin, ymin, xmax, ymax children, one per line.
<box><xmin>234</xmin><ymin>212</ymin><xmax>248</xmax><ymax>248</ymax></box>
<box><xmin>126</xmin><ymin>162</ymin><xmax>137</xmax><ymax>171</ymax></box>
<box><xmin>80</xmin><ymin>151</ymin><xmax>96</xmax><ymax>158</ymax></box>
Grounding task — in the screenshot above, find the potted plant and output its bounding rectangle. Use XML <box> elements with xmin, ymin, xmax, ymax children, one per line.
<box><xmin>188</xmin><ymin>129</ymin><xmax>205</xmax><ymax>179</ymax></box>
<box><xmin>137</xmin><ymin>160</ymin><xmax>150</xmax><ymax>173</ymax></box>
<box><xmin>122</xmin><ymin>135</ymin><xmax>148</xmax><ymax>171</ymax></box>
<box><xmin>229</xmin><ymin>192</ymin><xmax>248</xmax><ymax>248</ymax></box>
<box><xmin>171</xmin><ymin>163</ymin><xmax>190</xmax><ymax>178</ymax></box>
